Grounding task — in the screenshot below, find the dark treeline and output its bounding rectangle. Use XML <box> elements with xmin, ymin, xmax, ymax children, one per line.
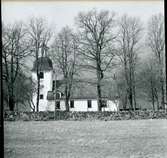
<box><xmin>2</xmin><ymin>9</ymin><xmax>166</xmax><ymax>112</ymax></box>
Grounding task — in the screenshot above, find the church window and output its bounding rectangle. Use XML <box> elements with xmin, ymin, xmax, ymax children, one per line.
<box><xmin>52</xmin><ymin>80</ymin><xmax>55</xmax><ymax>91</ymax></box>
<box><xmin>70</xmin><ymin>100</ymin><xmax>74</xmax><ymax>108</ymax></box>
<box><xmin>87</xmin><ymin>100</ymin><xmax>92</xmax><ymax>108</ymax></box>
<box><xmin>101</xmin><ymin>100</ymin><xmax>107</xmax><ymax>107</ymax></box>
<box><xmin>56</xmin><ymin>93</ymin><xmax>60</xmax><ymax>99</ymax></box>
<box><xmin>56</xmin><ymin>101</ymin><xmax>60</xmax><ymax>109</ymax></box>
<box><xmin>39</xmin><ymin>72</ymin><xmax>44</xmax><ymax>79</ymax></box>
<box><xmin>40</xmin><ymin>94</ymin><xmax>44</xmax><ymax>99</ymax></box>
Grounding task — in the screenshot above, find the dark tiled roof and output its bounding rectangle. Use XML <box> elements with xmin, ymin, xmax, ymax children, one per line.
<box><xmin>32</xmin><ymin>57</ymin><xmax>53</xmax><ymax>71</ymax></box>
<box><xmin>47</xmin><ymin>91</ymin><xmax>109</xmax><ymax>101</ymax></box>
<box><xmin>47</xmin><ymin>91</ymin><xmax>55</xmax><ymax>100</ymax></box>
<box><xmin>56</xmin><ymin>80</ymin><xmax>65</xmax><ymax>88</ymax></box>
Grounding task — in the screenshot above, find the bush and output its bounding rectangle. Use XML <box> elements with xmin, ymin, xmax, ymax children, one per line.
<box><xmin>8</xmin><ymin>114</ymin><xmax>15</xmax><ymax>121</ymax></box>
<box><xmin>21</xmin><ymin>113</ymin><xmax>30</xmax><ymax>121</ymax></box>
<box><xmin>42</xmin><ymin>116</ymin><xmax>49</xmax><ymax>121</ymax></box>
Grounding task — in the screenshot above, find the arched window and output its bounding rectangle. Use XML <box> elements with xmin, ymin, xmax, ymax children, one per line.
<box><xmin>56</xmin><ymin>93</ymin><xmax>60</xmax><ymax>99</ymax></box>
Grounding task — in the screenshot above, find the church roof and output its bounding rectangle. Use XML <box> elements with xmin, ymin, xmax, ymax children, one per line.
<box><xmin>47</xmin><ymin>91</ymin><xmax>109</xmax><ymax>101</ymax></box>
<box><xmin>32</xmin><ymin>57</ymin><xmax>53</xmax><ymax>71</ymax></box>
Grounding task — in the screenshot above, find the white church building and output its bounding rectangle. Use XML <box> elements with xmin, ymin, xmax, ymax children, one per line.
<box><xmin>31</xmin><ymin>57</ymin><xmax>119</xmax><ymax>112</ymax></box>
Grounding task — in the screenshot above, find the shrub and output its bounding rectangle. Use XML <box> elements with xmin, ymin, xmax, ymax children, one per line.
<box><xmin>8</xmin><ymin>114</ymin><xmax>15</xmax><ymax>121</ymax></box>
<box><xmin>42</xmin><ymin>116</ymin><xmax>49</xmax><ymax>121</ymax></box>
<box><xmin>21</xmin><ymin>113</ymin><xmax>30</xmax><ymax>121</ymax></box>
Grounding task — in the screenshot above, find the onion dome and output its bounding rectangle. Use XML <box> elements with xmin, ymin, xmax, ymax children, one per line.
<box><xmin>32</xmin><ymin>57</ymin><xmax>53</xmax><ymax>71</ymax></box>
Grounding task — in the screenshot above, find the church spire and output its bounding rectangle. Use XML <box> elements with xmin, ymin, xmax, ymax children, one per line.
<box><xmin>41</xmin><ymin>42</ymin><xmax>49</xmax><ymax>57</ymax></box>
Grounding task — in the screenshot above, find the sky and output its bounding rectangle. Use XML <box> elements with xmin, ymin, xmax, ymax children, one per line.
<box><xmin>2</xmin><ymin>1</ymin><xmax>164</xmax><ymax>73</ymax></box>
<box><xmin>2</xmin><ymin>1</ymin><xmax>164</xmax><ymax>33</ymax></box>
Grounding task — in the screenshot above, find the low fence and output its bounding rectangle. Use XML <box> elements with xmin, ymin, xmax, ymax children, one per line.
<box><xmin>3</xmin><ymin>110</ymin><xmax>167</xmax><ymax>121</ymax></box>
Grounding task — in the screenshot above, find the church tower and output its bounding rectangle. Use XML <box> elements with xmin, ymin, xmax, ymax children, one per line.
<box><xmin>31</xmin><ymin>56</ymin><xmax>54</xmax><ymax>111</ymax></box>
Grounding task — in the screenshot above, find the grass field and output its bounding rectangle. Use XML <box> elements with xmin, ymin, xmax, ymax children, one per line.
<box><xmin>4</xmin><ymin>119</ymin><xmax>167</xmax><ymax>158</ymax></box>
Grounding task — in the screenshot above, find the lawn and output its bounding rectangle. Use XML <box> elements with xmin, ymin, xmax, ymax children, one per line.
<box><xmin>4</xmin><ymin>119</ymin><xmax>167</xmax><ymax>158</ymax></box>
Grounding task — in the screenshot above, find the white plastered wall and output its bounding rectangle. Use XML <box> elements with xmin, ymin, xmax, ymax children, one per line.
<box><xmin>46</xmin><ymin>99</ymin><xmax>119</xmax><ymax>112</ymax></box>
<box><xmin>32</xmin><ymin>70</ymin><xmax>53</xmax><ymax>111</ymax></box>
<box><xmin>102</xmin><ymin>100</ymin><xmax>119</xmax><ymax>112</ymax></box>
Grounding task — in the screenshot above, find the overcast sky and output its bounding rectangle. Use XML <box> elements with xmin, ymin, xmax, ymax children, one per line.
<box><xmin>2</xmin><ymin>1</ymin><xmax>164</xmax><ymax>33</ymax></box>
<box><xmin>1</xmin><ymin>1</ymin><xmax>164</xmax><ymax>74</ymax></box>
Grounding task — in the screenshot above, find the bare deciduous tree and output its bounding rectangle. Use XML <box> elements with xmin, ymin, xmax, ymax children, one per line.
<box><xmin>117</xmin><ymin>15</ymin><xmax>142</xmax><ymax>110</ymax></box>
<box><xmin>2</xmin><ymin>23</ymin><xmax>30</xmax><ymax>111</ymax></box>
<box><xmin>138</xmin><ymin>58</ymin><xmax>160</xmax><ymax>111</ymax></box>
<box><xmin>147</xmin><ymin>13</ymin><xmax>165</xmax><ymax>110</ymax></box>
<box><xmin>12</xmin><ymin>71</ymin><xmax>36</xmax><ymax>112</ymax></box>
<box><xmin>75</xmin><ymin>9</ymin><xmax>116</xmax><ymax>111</ymax></box>
<box><xmin>51</xmin><ymin>26</ymin><xmax>79</xmax><ymax>111</ymax></box>
<box><xmin>27</xmin><ymin>18</ymin><xmax>51</xmax><ymax>112</ymax></box>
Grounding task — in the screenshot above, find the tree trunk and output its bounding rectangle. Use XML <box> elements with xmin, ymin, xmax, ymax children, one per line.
<box><xmin>123</xmin><ymin>93</ymin><xmax>128</xmax><ymax>110</ymax></box>
<box><xmin>36</xmin><ymin>74</ymin><xmax>40</xmax><ymax>112</ymax></box>
<box><xmin>132</xmin><ymin>65</ymin><xmax>136</xmax><ymax>110</ymax></box>
<box><xmin>9</xmin><ymin>95</ymin><xmax>15</xmax><ymax>111</ymax></box>
<box><xmin>152</xmin><ymin>95</ymin><xmax>155</xmax><ymax>111</ymax></box>
<box><xmin>96</xmin><ymin>61</ymin><xmax>102</xmax><ymax>111</ymax></box>
<box><xmin>133</xmin><ymin>86</ymin><xmax>137</xmax><ymax>110</ymax></box>
<box><xmin>150</xmin><ymin>80</ymin><xmax>155</xmax><ymax>111</ymax></box>
<box><xmin>97</xmin><ymin>82</ymin><xmax>102</xmax><ymax>111</ymax></box>
<box><xmin>129</xmin><ymin>70</ymin><xmax>133</xmax><ymax>111</ymax></box>
<box><xmin>165</xmin><ymin>47</ymin><xmax>167</xmax><ymax>111</ymax></box>
<box><xmin>160</xmin><ymin>76</ymin><xmax>165</xmax><ymax>110</ymax></box>
<box><xmin>156</xmin><ymin>98</ymin><xmax>160</xmax><ymax>111</ymax></box>
<box><xmin>65</xmin><ymin>83</ymin><xmax>70</xmax><ymax>112</ymax></box>
<box><xmin>129</xmin><ymin>52</ymin><xmax>134</xmax><ymax>111</ymax></box>
<box><xmin>154</xmin><ymin>88</ymin><xmax>159</xmax><ymax>110</ymax></box>
<box><xmin>65</xmin><ymin>98</ymin><xmax>69</xmax><ymax>112</ymax></box>
<box><xmin>128</xmin><ymin>88</ymin><xmax>133</xmax><ymax>111</ymax></box>
<box><xmin>124</xmin><ymin>54</ymin><xmax>129</xmax><ymax>110</ymax></box>
<box><xmin>132</xmin><ymin>78</ymin><xmax>136</xmax><ymax>110</ymax></box>
<box><xmin>9</xmin><ymin>50</ymin><xmax>15</xmax><ymax>111</ymax></box>
<box><xmin>36</xmin><ymin>50</ymin><xmax>40</xmax><ymax>112</ymax></box>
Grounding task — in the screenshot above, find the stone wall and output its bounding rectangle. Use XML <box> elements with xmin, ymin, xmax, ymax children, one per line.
<box><xmin>4</xmin><ymin>110</ymin><xmax>167</xmax><ymax>121</ymax></box>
